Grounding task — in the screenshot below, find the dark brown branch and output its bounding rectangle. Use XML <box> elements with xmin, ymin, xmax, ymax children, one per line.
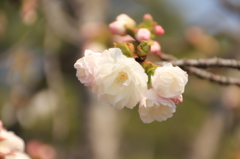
<box><xmin>156</xmin><ymin>57</ymin><xmax>240</xmax><ymax>70</ymax></box>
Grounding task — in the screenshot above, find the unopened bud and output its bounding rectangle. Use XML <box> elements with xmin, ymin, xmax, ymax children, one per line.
<box><xmin>137</xmin><ymin>40</ymin><xmax>151</xmax><ymax>57</ymax></box>
<box><xmin>135</xmin><ymin>28</ymin><xmax>151</xmax><ymax>42</ymax></box>
<box><xmin>154</xmin><ymin>25</ymin><xmax>165</xmax><ymax>36</ymax></box>
<box><xmin>116</xmin><ymin>14</ymin><xmax>136</xmax><ymax>27</ymax></box>
<box><xmin>109</xmin><ymin>14</ymin><xmax>136</xmax><ymax>36</ymax></box>
<box><xmin>109</xmin><ymin>21</ymin><xmax>127</xmax><ymax>36</ymax></box>
<box><xmin>143</xmin><ymin>14</ymin><xmax>153</xmax><ymax>21</ymax></box>
<box><xmin>150</xmin><ymin>41</ymin><xmax>161</xmax><ymax>54</ymax></box>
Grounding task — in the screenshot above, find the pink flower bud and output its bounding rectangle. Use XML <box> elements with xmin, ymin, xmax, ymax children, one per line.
<box><xmin>109</xmin><ymin>21</ymin><xmax>127</xmax><ymax>36</ymax></box>
<box><xmin>143</xmin><ymin>14</ymin><xmax>153</xmax><ymax>20</ymax></box>
<box><xmin>116</xmin><ymin>14</ymin><xmax>136</xmax><ymax>27</ymax></box>
<box><xmin>135</xmin><ymin>28</ymin><xmax>151</xmax><ymax>42</ymax></box>
<box><xmin>171</xmin><ymin>95</ymin><xmax>183</xmax><ymax>104</ymax></box>
<box><xmin>109</xmin><ymin>14</ymin><xmax>136</xmax><ymax>36</ymax></box>
<box><xmin>150</xmin><ymin>41</ymin><xmax>161</xmax><ymax>54</ymax></box>
<box><xmin>154</xmin><ymin>25</ymin><xmax>165</xmax><ymax>36</ymax></box>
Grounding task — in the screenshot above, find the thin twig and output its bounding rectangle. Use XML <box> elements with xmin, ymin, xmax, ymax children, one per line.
<box><xmin>156</xmin><ymin>57</ymin><xmax>240</xmax><ymax>70</ymax></box>
<box><xmin>185</xmin><ymin>67</ymin><xmax>240</xmax><ymax>86</ymax></box>
<box><xmin>156</xmin><ymin>52</ymin><xmax>240</xmax><ymax>87</ymax></box>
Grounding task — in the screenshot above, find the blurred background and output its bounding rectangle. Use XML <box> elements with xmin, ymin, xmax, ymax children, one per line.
<box><xmin>0</xmin><ymin>0</ymin><xmax>240</xmax><ymax>159</ymax></box>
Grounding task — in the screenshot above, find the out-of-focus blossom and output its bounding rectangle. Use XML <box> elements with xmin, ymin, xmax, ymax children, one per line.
<box><xmin>135</xmin><ymin>28</ymin><xmax>151</xmax><ymax>42</ymax></box>
<box><xmin>92</xmin><ymin>48</ymin><xmax>148</xmax><ymax>109</ymax></box>
<box><xmin>74</xmin><ymin>50</ymin><xmax>101</xmax><ymax>87</ymax></box>
<box><xmin>0</xmin><ymin>130</ymin><xmax>24</xmax><ymax>152</ymax></box>
<box><xmin>27</xmin><ymin>140</ymin><xmax>56</xmax><ymax>159</ymax></box>
<box><xmin>139</xmin><ymin>89</ymin><xmax>176</xmax><ymax>123</ymax></box>
<box><xmin>17</xmin><ymin>90</ymin><xmax>58</xmax><ymax>129</ymax></box>
<box><xmin>80</xmin><ymin>22</ymin><xmax>106</xmax><ymax>39</ymax></box>
<box><xmin>21</xmin><ymin>0</ymin><xmax>38</xmax><ymax>25</ymax></box>
<box><xmin>0</xmin><ymin>121</ymin><xmax>31</xmax><ymax>159</ymax></box>
<box><xmin>154</xmin><ymin>25</ymin><xmax>165</xmax><ymax>36</ymax></box>
<box><xmin>109</xmin><ymin>14</ymin><xmax>136</xmax><ymax>36</ymax></box>
<box><xmin>185</xmin><ymin>26</ymin><xmax>219</xmax><ymax>55</ymax></box>
<box><xmin>152</xmin><ymin>63</ymin><xmax>188</xmax><ymax>98</ymax></box>
<box><xmin>150</xmin><ymin>41</ymin><xmax>161</xmax><ymax>54</ymax></box>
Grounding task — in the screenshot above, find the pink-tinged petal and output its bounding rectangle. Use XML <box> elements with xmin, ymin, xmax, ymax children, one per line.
<box><xmin>74</xmin><ymin>50</ymin><xmax>101</xmax><ymax>87</ymax></box>
<box><xmin>171</xmin><ymin>95</ymin><xmax>183</xmax><ymax>104</ymax></box>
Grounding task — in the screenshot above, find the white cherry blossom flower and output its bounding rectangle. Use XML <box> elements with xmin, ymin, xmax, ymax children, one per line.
<box><xmin>92</xmin><ymin>48</ymin><xmax>148</xmax><ymax>109</ymax></box>
<box><xmin>74</xmin><ymin>50</ymin><xmax>101</xmax><ymax>87</ymax></box>
<box><xmin>152</xmin><ymin>63</ymin><xmax>188</xmax><ymax>98</ymax></box>
<box><xmin>139</xmin><ymin>89</ymin><xmax>176</xmax><ymax>123</ymax></box>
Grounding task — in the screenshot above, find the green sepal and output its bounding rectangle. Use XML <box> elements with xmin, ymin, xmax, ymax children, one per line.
<box><xmin>141</xmin><ymin>61</ymin><xmax>158</xmax><ymax>88</ymax></box>
<box><xmin>114</xmin><ymin>42</ymin><xmax>135</xmax><ymax>58</ymax></box>
<box><xmin>137</xmin><ymin>40</ymin><xmax>151</xmax><ymax>57</ymax></box>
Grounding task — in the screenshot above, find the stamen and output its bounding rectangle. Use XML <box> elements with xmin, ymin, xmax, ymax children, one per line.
<box><xmin>115</xmin><ymin>71</ymin><xmax>128</xmax><ymax>84</ymax></box>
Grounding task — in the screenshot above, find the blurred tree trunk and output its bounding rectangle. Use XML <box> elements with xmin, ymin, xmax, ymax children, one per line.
<box><xmin>69</xmin><ymin>1</ymin><xmax>121</xmax><ymax>159</ymax></box>
<box><xmin>41</xmin><ymin>0</ymin><xmax>120</xmax><ymax>159</ymax></box>
<box><xmin>189</xmin><ymin>90</ymin><xmax>236</xmax><ymax>159</ymax></box>
<box><xmin>189</xmin><ymin>108</ymin><xmax>227</xmax><ymax>159</ymax></box>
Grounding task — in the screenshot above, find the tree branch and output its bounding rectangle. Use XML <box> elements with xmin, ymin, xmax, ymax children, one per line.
<box><xmin>184</xmin><ymin>66</ymin><xmax>240</xmax><ymax>86</ymax></box>
<box><xmin>155</xmin><ymin>52</ymin><xmax>240</xmax><ymax>87</ymax></box>
<box><xmin>156</xmin><ymin>57</ymin><xmax>240</xmax><ymax>70</ymax></box>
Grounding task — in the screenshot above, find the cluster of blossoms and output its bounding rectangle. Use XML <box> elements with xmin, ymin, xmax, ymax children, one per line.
<box><xmin>74</xmin><ymin>14</ymin><xmax>188</xmax><ymax>123</ymax></box>
<box><xmin>0</xmin><ymin>121</ymin><xmax>31</xmax><ymax>159</ymax></box>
